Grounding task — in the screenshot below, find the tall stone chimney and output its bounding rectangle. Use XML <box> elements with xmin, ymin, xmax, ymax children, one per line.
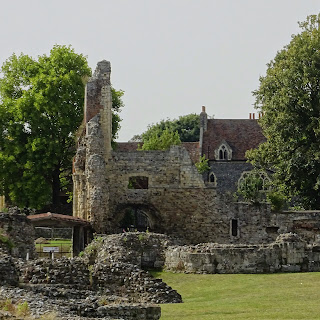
<box><xmin>73</xmin><ymin>60</ymin><xmax>112</xmax><ymax>231</ymax></box>
<box><xmin>199</xmin><ymin>106</ymin><xmax>208</xmax><ymax>157</ymax></box>
<box><xmin>85</xmin><ymin>60</ymin><xmax>112</xmax><ymax>160</ymax></box>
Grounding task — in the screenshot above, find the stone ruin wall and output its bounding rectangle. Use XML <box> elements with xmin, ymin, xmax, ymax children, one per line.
<box><xmin>0</xmin><ymin>208</ymin><xmax>36</xmax><ymax>259</ymax></box>
<box><xmin>165</xmin><ymin>233</ymin><xmax>320</xmax><ymax>274</ymax></box>
<box><xmin>0</xmin><ymin>208</ymin><xmax>36</xmax><ymax>287</ymax></box>
<box><xmin>0</xmin><ymin>232</ymin><xmax>183</xmax><ymax>319</ymax></box>
<box><xmin>73</xmin><ymin>60</ymin><xmax>320</xmax><ymax>249</ymax></box>
<box><xmin>106</xmin><ymin>147</ymin><xmax>320</xmax><ymax>244</ymax></box>
<box><xmin>108</xmin><ymin>153</ymin><xmax>320</xmax><ymax>244</ymax></box>
<box><xmin>73</xmin><ymin>60</ymin><xmax>112</xmax><ymax>231</ymax></box>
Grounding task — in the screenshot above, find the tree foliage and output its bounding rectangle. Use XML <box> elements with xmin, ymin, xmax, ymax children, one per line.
<box><xmin>236</xmin><ymin>171</ymin><xmax>265</xmax><ymax>204</ymax></box>
<box><xmin>132</xmin><ymin>113</ymin><xmax>200</xmax><ymax>143</ymax></box>
<box><xmin>248</xmin><ymin>14</ymin><xmax>320</xmax><ymax>209</ymax></box>
<box><xmin>0</xmin><ymin>45</ymin><xmax>123</xmax><ymax>210</ymax></box>
<box><xmin>195</xmin><ymin>155</ymin><xmax>210</xmax><ymax>174</ymax></box>
<box><xmin>111</xmin><ymin>87</ymin><xmax>124</xmax><ymax>143</ymax></box>
<box><xmin>139</xmin><ymin>128</ymin><xmax>181</xmax><ymax>150</ymax></box>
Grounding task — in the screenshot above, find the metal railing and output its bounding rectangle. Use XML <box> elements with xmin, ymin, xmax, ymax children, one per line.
<box><xmin>36</xmin><ymin>241</ymin><xmax>72</xmax><ymax>259</ymax></box>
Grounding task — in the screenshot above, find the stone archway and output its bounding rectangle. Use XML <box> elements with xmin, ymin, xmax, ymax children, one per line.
<box><xmin>115</xmin><ymin>204</ymin><xmax>161</xmax><ymax>233</ymax></box>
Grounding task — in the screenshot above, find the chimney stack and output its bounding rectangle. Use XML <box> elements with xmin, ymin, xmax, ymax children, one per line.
<box><xmin>199</xmin><ymin>105</ymin><xmax>208</xmax><ymax>157</ymax></box>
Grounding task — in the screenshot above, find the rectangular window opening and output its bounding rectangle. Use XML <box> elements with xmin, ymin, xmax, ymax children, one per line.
<box><xmin>128</xmin><ymin>176</ymin><xmax>149</xmax><ymax>189</ymax></box>
<box><xmin>231</xmin><ymin>219</ymin><xmax>238</xmax><ymax>237</ymax></box>
<box><xmin>266</xmin><ymin>226</ymin><xmax>279</xmax><ymax>234</ymax></box>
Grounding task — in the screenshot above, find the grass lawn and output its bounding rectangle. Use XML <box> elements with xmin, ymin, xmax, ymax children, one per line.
<box><xmin>35</xmin><ymin>239</ymin><xmax>72</xmax><ymax>258</ymax></box>
<box><xmin>152</xmin><ymin>271</ymin><xmax>320</xmax><ymax>320</ymax></box>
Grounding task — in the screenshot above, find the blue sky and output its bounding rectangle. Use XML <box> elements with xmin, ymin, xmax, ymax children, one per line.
<box><xmin>1</xmin><ymin>1</ymin><xmax>319</xmax><ymax>141</ymax></box>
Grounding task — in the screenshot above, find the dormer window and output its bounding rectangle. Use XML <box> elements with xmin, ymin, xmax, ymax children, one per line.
<box><xmin>219</xmin><ymin>146</ymin><xmax>228</xmax><ymax>160</ymax></box>
<box><xmin>215</xmin><ymin>141</ymin><xmax>232</xmax><ymax>161</ymax></box>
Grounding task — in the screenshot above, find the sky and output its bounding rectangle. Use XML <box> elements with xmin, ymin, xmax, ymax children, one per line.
<box><xmin>0</xmin><ymin>1</ymin><xmax>320</xmax><ymax>141</ymax></box>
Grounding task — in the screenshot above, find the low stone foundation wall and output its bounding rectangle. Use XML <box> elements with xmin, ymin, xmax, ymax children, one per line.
<box><xmin>88</xmin><ymin>232</ymin><xmax>181</xmax><ymax>269</ymax></box>
<box><xmin>77</xmin><ymin>304</ymin><xmax>161</xmax><ymax>320</ymax></box>
<box><xmin>18</xmin><ymin>233</ymin><xmax>182</xmax><ymax>306</ymax></box>
<box><xmin>0</xmin><ymin>285</ymin><xmax>161</xmax><ymax>320</ymax></box>
<box><xmin>0</xmin><ymin>251</ymin><xmax>18</xmax><ymax>286</ymax></box>
<box><xmin>0</xmin><ymin>208</ymin><xmax>36</xmax><ymax>259</ymax></box>
<box><xmin>82</xmin><ymin>233</ymin><xmax>182</xmax><ymax>304</ymax></box>
<box><xmin>165</xmin><ymin>233</ymin><xmax>320</xmax><ymax>273</ymax></box>
<box><xmin>21</xmin><ymin>258</ymin><xmax>90</xmax><ymax>288</ymax></box>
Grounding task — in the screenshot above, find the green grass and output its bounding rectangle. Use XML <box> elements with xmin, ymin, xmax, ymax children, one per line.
<box><xmin>35</xmin><ymin>239</ymin><xmax>72</xmax><ymax>258</ymax></box>
<box><xmin>152</xmin><ymin>271</ymin><xmax>320</xmax><ymax>320</ymax></box>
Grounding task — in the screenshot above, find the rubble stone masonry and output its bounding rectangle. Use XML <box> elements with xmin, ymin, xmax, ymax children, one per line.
<box><xmin>73</xmin><ymin>60</ymin><xmax>320</xmax><ymax>246</ymax></box>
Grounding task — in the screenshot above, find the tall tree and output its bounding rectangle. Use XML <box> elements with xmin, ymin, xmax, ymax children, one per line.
<box><xmin>248</xmin><ymin>14</ymin><xmax>320</xmax><ymax>209</ymax></box>
<box><xmin>132</xmin><ymin>113</ymin><xmax>200</xmax><ymax>143</ymax></box>
<box><xmin>0</xmin><ymin>45</ymin><xmax>123</xmax><ymax>210</ymax></box>
<box><xmin>111</xmin><ymin>87</ymin><xmax>124</xmax><ymax>143</ymax></box>
<box><xmin>139</xmin><ymin>128</ymin><xmax>181</xmax><ymax>150</ymax></box>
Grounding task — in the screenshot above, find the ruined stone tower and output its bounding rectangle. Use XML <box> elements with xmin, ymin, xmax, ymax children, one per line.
<box><xmin>73</xmin><ymin>60</ymin><xmax>113</xmax><ymax>232</ymax></box>
<box><xmin>85</xmin><ymin>60</ymin><xmax>113</xmax><ymax>160</ymax></box>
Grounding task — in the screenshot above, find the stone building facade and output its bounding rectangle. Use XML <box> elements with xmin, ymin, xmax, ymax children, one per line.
<box><xmin>73</xmin><ymin>60</ymin><xmax>320</xmax><ymax>246</ymax></box>
<box><xmin>199</xmin><ymin>107</ymin><xmax>266</xmax><ymax>193</ymax></box>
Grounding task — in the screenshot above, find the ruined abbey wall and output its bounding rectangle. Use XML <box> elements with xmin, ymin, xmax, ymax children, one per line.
<box><xmin>165</xmin><ymin>233</ymin><xmax>320</xmax><ymax>274</ymax></box>
<box><xmin>0</xmin><ymin>208</ymin><xmax>36</xmax><ymax>259</ymax></box>
<box><xmin>75</xmin><ymin>127</ymin><xmax>320</xmax><ymax>244</ymax></box>
<box><xmin>73</xmin><ymin>60</ymin><xmax>320</xmax><ymax>246</ymax></box>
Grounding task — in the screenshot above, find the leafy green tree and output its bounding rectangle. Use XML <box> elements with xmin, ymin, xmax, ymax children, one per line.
<box><xmin>111</xmin><ymin>88</ymin><xmax>124</xmax><ymax>143</ymax></box>
<box><xmin>132</xmin><ymin>113</ymin><xmax>200</xmax><ymax>143</ymax></box>
<box><xmin>139</xmin><ymin>128</ymin><xmax>181</xmax><ymax>150</ymax></box>
<box><xmin>195</xmin><ymin>155</ymin><xmax>210</xmax><ymax>174</ymax></box>
<box><xmin>248</xmin><ymin>14</ymin><xmax>320</xmax><ymax>209</ymax></box>
<box><xmin>0</xmin><ymin>45</ymin><xmax>123</xmax><ymax>210</ymax></box>
<box><xmin>236</xmin><ymin>171</ymin><xmax>265</xmax><ymax>204</ymax></box>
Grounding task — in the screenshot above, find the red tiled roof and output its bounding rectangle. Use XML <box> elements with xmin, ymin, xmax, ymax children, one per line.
<box><xmin>115</xmin><ymin>142</ymin><xmax>140</xmax><ymax>151</ymax></box>
<box><xmin>182</xmin><ymin>142</ymin><xmax>200</xmax><ymax>163</ymax></box>
<box><xmin>115</xmin><ymin>142</ymin><xmax>200</xmax><ymax>163</ymax></box>
<box><xmin>28</xmin><ymin>212</ymin><xmax>90</xmax><ymax>226</ymax></box>
<box><xmin>202</xmin><ymin>119</ymin><xmax>266</xmax><ymax>160</ymax></box>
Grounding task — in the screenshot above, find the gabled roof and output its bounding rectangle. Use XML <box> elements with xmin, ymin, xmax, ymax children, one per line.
<box><xmin>28</xmin><ymin>212</ymin><xmax>90</xmax><ymax>227</ymax></box>
<box><xmin>202</xmin><ymin>119</ymin><xmax>266</xmax><ymax>160</ymax></box>
<box><xmin>181</xmin><ymin>142</ymin><xmax>200</xmax><ymax>163</ymax></box>
<box><xmin>115</xmin><ymin>142</ymin><xmax>200</xmax><ymax>163</ymax></box>
<box><xmin>116</xmin><ymin>142</ymin><xmax>140</xmax><ymax>152</ymax></box>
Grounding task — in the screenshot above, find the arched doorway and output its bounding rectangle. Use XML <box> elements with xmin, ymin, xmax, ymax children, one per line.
<box><xmin>116</xmin><ymin>204</ymin><xmax>160</xmax><ymax>232</ymax></box>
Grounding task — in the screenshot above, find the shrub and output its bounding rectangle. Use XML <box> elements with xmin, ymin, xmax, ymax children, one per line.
<box><xmin>1</xmin><ymin>299</ymin><xmax>15</xmax><ymax>313</ymax></box>
<box><xmin>267</xmin><ymin>190</ymin><xmax>287</xmax><ymax>211</ymax></box>
<box><xmin>237</xmin><ymin>171</ymin><xmax>265</xmax><ymax>204</ymax></box>
<box><xmin>138</xmin><ymin>233</ymin><xmax>145</xmax><ymax>241</ymax></box>
<box><xmin>195</xmin><ymin>155</ymin><xmax>210</xmax><ymax>174</ymax></box>
<box><xmin>16</xmin><ymin>301</ymin><xmax>29</xmax><ymax>317</ymax></box>
<box><xmin>0</xmin><ymin>228</ymin><xmax>15</xmax><ymax>249</ymax></box>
